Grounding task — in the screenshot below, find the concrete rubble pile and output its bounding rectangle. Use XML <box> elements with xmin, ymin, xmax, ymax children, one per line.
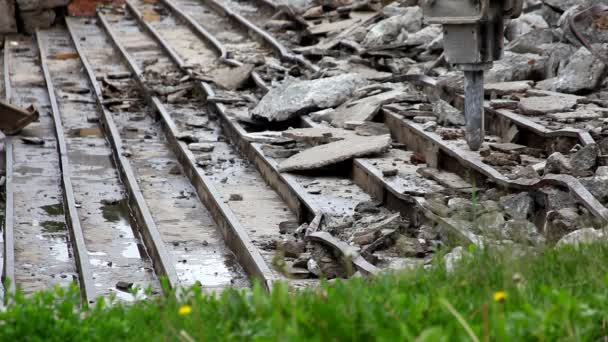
<box><xmin>238</xmin><ymin>0</ymin><xmax>608</xmax><ymax>278</ymax></box>
<box><xmin>0</xmin><ymin>0</ymin><xmax>78</xmax><ymax>34</ymax></box>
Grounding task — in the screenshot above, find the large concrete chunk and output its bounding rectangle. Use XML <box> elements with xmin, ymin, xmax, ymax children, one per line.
<box><xmin>555</xmin><ymin>47</ymin><xmax>607</xmax><ymax>94</ymax></box>
<box><xmin>278</xmin><ymin>135</ymin><xmax>391</xmax><ymax>172</ymax></box>
<box><xmin>518</xmin><ymin>95</ymin><xmax>577</xmax><ymax>116</ymax></box>
<box><xmin>251</xmin><ymin>73</ymin><xmax>367</xmax><ymax>122</ymax></box>
<box><xmin>0</xmin><ymin>0</ymin><xmax>17</xmax><ymax>33</ymax></box>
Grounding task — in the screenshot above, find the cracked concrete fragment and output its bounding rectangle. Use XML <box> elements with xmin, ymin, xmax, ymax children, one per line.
<box><xmin>278</xmin><ymin>134</ymin><xmax>391</xmax><ymax>172</ymax></box>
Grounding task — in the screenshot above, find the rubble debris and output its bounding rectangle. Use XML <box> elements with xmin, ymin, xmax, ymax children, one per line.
<box><xmin>486</xmin><ymin>52</ymin><xmax>547</xmax><ymax>83</ymax></box>
<box><xmin>545</xmin><ymin>207</ymin><xmax>580</xmax><ymax>241</ymax></box>
<box><xmin>554</xmin><ymin>46</ymin><xmax>607</xmax><ymax>94</ymax></box>
<box><xmin>499</xmin><ymin>193</ymin><xmax>534</xmax><ymax>220</ymax></box>
<box><xmin>208</xmin><ymin>64</ymin><xmax>254</xmax><ymax>90</ymax></box>
<box><xmin>0</xmin><ymin>101</ymin><xmax>40</xmax><ymax>135</ymax></box>
<box><xmin>544</xmin><ymin>152</ymin><xmax>572</xmax><ymax>175</ymax></box>
<box><xmin>506</xmin><ymin>29</ymin><xmax>555</xmax><ymax>54</ymax></box>
<box><xmin>432</xmin><ymin>99</ymin><xmax>465</xmax><ymax>126</ymax></box>
<box><xmin>361</xmin><ymin>6</ymin><xmax>422</xmax><ymax>47</ymax></box>
<box><xmin>251</xmin><ymin>73</ymin><xmax>367</xmax><ymax>122</ymax></box>
<box><xmin>570</xmin><ymin>144</ymin><xmax>598</xmax><ymax>175</ymax></box>
<box><xmin>307</xmin><ymin>231</ymin><xmax>378</xmax><ymax>276</ymax></box>
<box><xmin>278</xmin><ymin>134</ymin><xmax>391</xmax><ymax>172</ymax></box>
<box><xmin>557</xmin><ymin>228</ymin><xmax>605</xmax><ymax>247</ymax></box>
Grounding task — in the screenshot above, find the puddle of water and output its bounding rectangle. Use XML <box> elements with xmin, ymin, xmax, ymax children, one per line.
<box><xmin>40</xmin><ymin>220</ymin><xmax>67</xmax><ymax>233</ymax></box>
<box><xmin>37</xmin><ymin>234</ymin><xmax>70</xmax><ymax>263</ymax></box>
<box><xmin>101</xmin><ymin>199</ymin><xmax>143</xmax><ymax>259</ymax></box>
<box><xmin>174</xmin><ymin>252</ymin><xmax>240</xmax><ymax>287</ymax></box>
<box><xmin>68</xmin><ymin>127</ymin><xmax>104</xmax><ymax>138</ymax></box>
<box><xmin>41</xmin><ymin>203</ymin><xmax>64</xmax><ymax>216</ymax></box>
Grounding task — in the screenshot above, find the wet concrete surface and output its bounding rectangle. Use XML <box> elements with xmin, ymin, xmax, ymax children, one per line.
<box><xmin>72</xmin><ymin>18</ymin><xmax>251</xmax><ymax>290</ymax></box>
<box><xmin>169</xmin><ymin>0</ymin><xmax>276</xmax><ymax>64</ymax></box>
<box><xmin>130</xmin><ymin>0</ymin><xmax>219</xmax><ymax>73</ymax></box>
<box><xmin>98</xmin><ymin>10</ymin><xmax>302</xmax><ymax>283</ymax></box>
<box><xmin>41</xmin><ymin>28</ymin><xmax>160</xmax><ymax>299</ymax></box>
<box><xmin>5</xmin><ymin>36</ymin><xmax>78</xmax><ymax>294</ymax></box>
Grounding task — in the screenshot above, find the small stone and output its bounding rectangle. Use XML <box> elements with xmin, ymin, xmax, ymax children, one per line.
<box><xmin>544</xmin><ymin>152</ymin><xmax>571</xmax><ymax>175</ymax></box>
<box><xmin>229</xmin><ymin>194</ymin><xmax>243</xmax><ymax>201</ymax></box>
<box><xmin>21</xmin><ymin>137</ymin><xmax>44</xmax><ymax>145</ymax></box>
<box><xmin>176</xmin><ymin>132</ymin><xmax>198</xmax><ymax>143</ymax></box>
<box><xmin>116</xmin><ymin>281</ymin><xmax>133</xmax><ymax>291</ymax></box>
<box><xmin>196</xmin><ymin>154</ymin><xmax>212</xmax><ymax>162</ymax></box>
<box><xmin>382</xmin><ymin>168</ymin><xmax>398</xmax><ymax>177</ymax></box>
<box><xmin>168</xmin><ymin>165</ymin><xmax>181</xmax><ymax>175</ymax></box>
<box><xmin>188</xmin><ymin>143</ymin><xmax>215</xmax><ymax>152</ymax></box>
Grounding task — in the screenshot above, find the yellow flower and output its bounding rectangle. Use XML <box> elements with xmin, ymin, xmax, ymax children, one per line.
<box><xmin>178</xmin><ymin>305</ymin><xmax>192</xmax><ymax>315</ymax></box>
<box><xmin>493</xmin><ymin>291</ymin><xmax>507</xmax><ymax>303</ymax></box>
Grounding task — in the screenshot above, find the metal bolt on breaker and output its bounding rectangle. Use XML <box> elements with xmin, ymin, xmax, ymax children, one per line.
<box><xmin>423</xmin><ymin>0</ymin><xmax>523</xmax><ymax>150</ymax></box>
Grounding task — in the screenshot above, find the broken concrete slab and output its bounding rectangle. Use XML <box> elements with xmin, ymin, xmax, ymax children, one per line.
<box><xmin>281</xmin><ymin>127</ymin><xmax>355</xmax><ymax>144</ymax></box>
<box><xmin>547</xmin><ymin>110</ymin><xmax>601</xmax><ymax>122</ymax></box>
<box><xmin>484</xmin><ymin>81</ymin><xmax>533</xmax><ymax>96</ymax></box>
<box><xmin>252</xmin><ymin>73</ymin><xmax>368</xmax><ymax>122</ymax></box>
<box><xmin>518</xmin><ymin>96</ymin><xmax>577</xmax><ymax>116</ymax></box>
<box><xmin>331</xmin><ymin>89</ymin><xmax>408</xmax><ymax>127</ymax></box>
<box><xmin>278</xmin><ymin>134</ymin><xmax>391</xmax><ymax>172</ymax></box>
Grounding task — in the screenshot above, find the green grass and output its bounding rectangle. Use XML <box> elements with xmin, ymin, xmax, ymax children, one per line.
<box><xmin>3</xmin><ymin>243</ymin><xmax>608</xmax><ymax>341</ymax></box>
